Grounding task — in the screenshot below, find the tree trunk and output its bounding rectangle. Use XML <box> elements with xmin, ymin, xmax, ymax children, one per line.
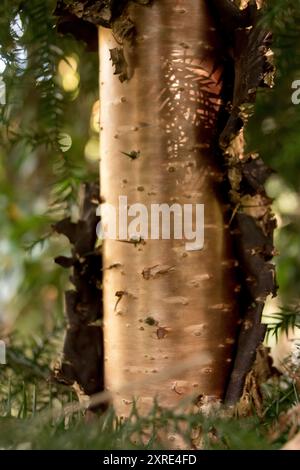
<box><xmin>54</xmin><ymin>0</ymin><xmax>276</xmax><ymax>414</ymax></box>
<box><xmin>100</xmin><ymin>0</ymin><xmax>239</xmax><ymax>416</ymax></box>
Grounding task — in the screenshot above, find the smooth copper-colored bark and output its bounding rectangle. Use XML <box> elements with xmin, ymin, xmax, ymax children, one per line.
<box><xmin>100</xmin><ymin>0</ymin><xmax>240</xmax><ymax>416</ymax></box>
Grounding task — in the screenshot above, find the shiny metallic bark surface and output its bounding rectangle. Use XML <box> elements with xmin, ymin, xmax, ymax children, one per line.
<box><xmin>99</xmin><ymin>0</ymin><xmax>240</xmax><ymax>416</ymax></box>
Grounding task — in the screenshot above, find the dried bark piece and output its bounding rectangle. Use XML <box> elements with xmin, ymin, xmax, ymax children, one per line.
<box><xmin>209</xmin><ymin>0</ymin><xmax>257</xmax><ymax>34</ymax></box>
<box><xmin>109</xmin><ymin>48</ymin><xmax>129</xmax><ymax>82</ymax></box>
<box><xmin>220</xmin><ymin>25</ymin><xmax>274</xmax><ymax>149</ymax></box>
<box><xmin>52</xmin><ymin>183</ymin><xmax>104</xmax><ymax>407</ymax></box>
<box><xmin>52</xmin><ymin>217</ymin><xmax>77</xmax><ymax>244</ymax></box>
<box><xmin>215</xmin><ymin>1</ymin><xmax>277</xmax><ymax>404</ymax></box>
<box><xmin>239</xmin><ymin>154</ymin><xmax>274</xmax><ymax>194</ymax></box>
<box><xmin>54</xmin><ymin>1</ymin><xmax>152</xmax><ymax>50</ymax></box>
<box><xmin>232</xmin><ymin>345</ymin><xmax>277</xmax><ymax>418</ymax></box>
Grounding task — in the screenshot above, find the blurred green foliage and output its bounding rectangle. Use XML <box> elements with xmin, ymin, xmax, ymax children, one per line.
<box><xmin>247</xmin><ymin>0</ymin><xmax>300</xmax><ymax>302</ymax></box>
<box><xmin>0</xmin><ymin>373</ymin><xmax>299</xmax><ymax>449</ymax></box>
<box><xmin>0</xmin><ymin>0</ymin><xmax>99</xmax><ymax>335</ymax></box>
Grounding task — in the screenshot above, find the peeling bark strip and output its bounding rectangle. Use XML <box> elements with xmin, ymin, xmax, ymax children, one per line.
<box><xmin>52</xmin><ymin>183</ymin><xmax>104</xmax><ymax>405</ymax></box>
<box><xmin>54</xmin><ymin>0</ymin><xmax>276</xmax><ymax>408</ymax></box>
<box><xmin>54</xmin><ymin>0</ymin><xmax>152</xmax><ymax>50</ymax></box>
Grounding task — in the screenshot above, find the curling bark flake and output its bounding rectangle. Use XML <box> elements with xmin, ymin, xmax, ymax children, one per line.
<box><xmin>54</xmin><ymin>0</ymin><xmax>276</xmax><ymax>412</ymax></box>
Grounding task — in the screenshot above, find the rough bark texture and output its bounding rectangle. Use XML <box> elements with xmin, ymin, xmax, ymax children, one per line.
<box><xmin>54</xmin><ymin>0</ymin><xmax>152</xmax><ymax>50</ymax></box>
<box><xmin>54</xmin><ymin>0</ymin><xmax>276</xmax><ymax>410</ymax></box>
<box><xmin>208</xmin><ymin>0</ymin><xmax>277</xmax><ymax>404</ymax></box>
<box><xmin>52</xmin><ymin>183</ymin><xmax>104</xmax><ymax>407</ymax></box>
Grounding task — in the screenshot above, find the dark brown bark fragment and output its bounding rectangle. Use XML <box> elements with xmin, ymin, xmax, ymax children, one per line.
<box><xmin>52</xmin><ymin>183</ymin><xmax>104</xmax><ymax>406</ymax></box>
<box><xmin>210</xmin><ymin>1</ymin><xmax>277</xmax><ymax>404</ymax></box>
<box><xmin>54</xmin><ymin>0</ymin><xmax>151</xmax><ymax>50</ymax></box>
<box><xmin>209</xmin><ymin>0</ymin><xmax>257</xmax><ymax>35</ymax></box>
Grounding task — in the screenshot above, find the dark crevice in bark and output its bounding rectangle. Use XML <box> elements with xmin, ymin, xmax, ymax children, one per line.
<box><xmin>52</xmin><ymin>182</ymin><xmax>104</xmax><ymax>409</ymax></box>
